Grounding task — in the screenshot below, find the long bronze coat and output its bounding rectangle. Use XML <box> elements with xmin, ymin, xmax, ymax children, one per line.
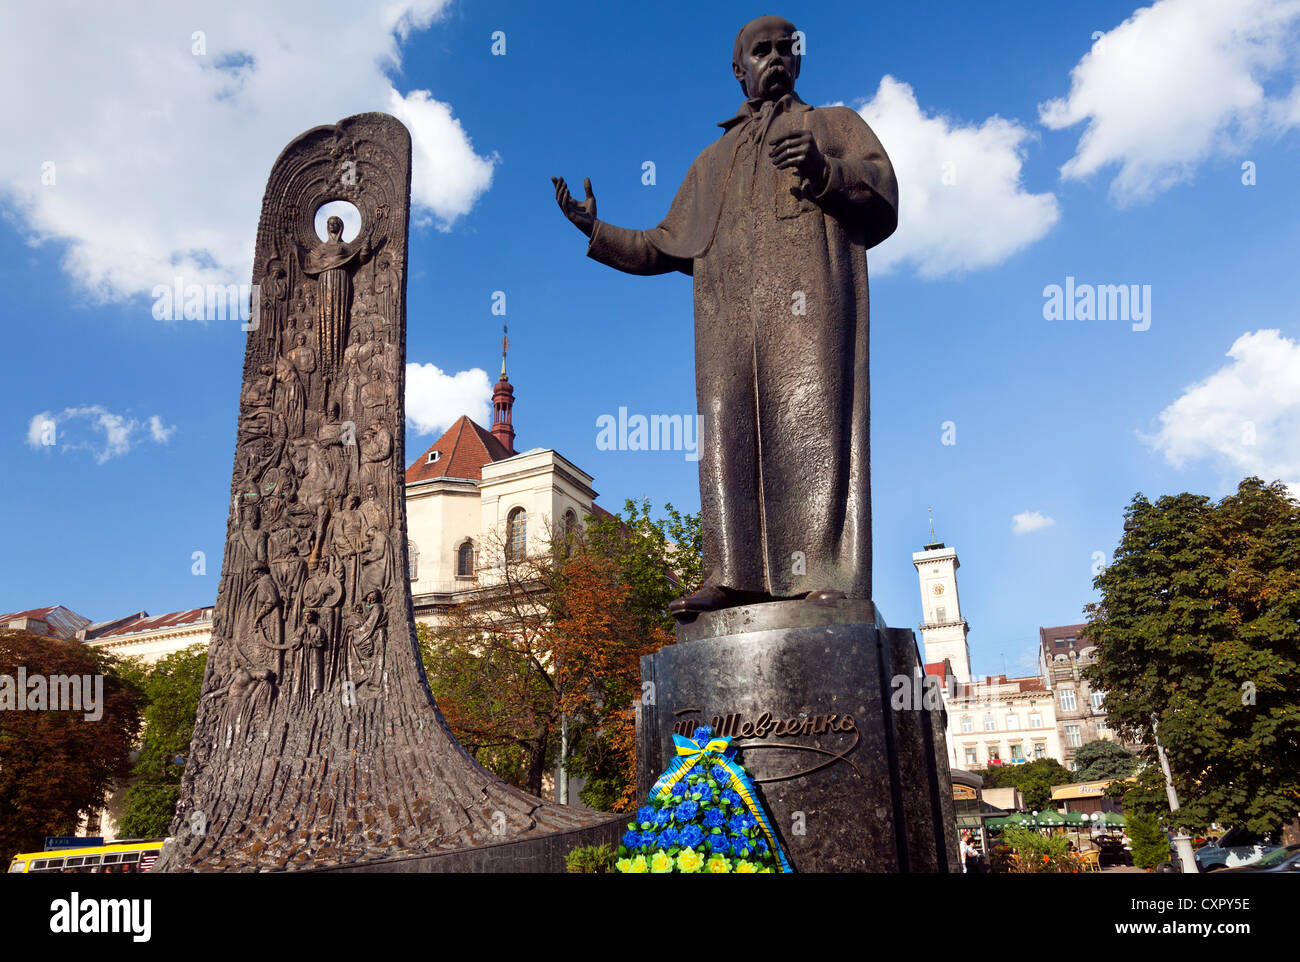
<box><xmin>588</xmin><ymin>93</ymin><xmax>898</xmax><ymax>599</ymax></box>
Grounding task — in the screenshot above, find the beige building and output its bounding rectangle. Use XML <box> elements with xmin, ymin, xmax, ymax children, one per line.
<box><xmin>914</xmin><ymin>538</ymin><xmax>1065</xmax><ymax>773</ymax></box>
<box><xmin>1037</xmin><ymin>622</ymin><xmax>1129</xmax><ymax>770</ymax></box>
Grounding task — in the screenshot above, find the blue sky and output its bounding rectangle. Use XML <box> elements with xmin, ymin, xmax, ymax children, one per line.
<box><xmin>4</xmin><ymin>0</ymin><xmax>1300</xmax><ymax>677</ymax></box>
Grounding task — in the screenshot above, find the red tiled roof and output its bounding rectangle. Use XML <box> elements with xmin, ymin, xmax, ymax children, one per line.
<box><xmin>0</xmin><ymin>605</ymin><xmax>91</xmax><ymax>640</ymax></box>
<box><xmin>405</xmin><ymin>416</ymin><xmax>512</xmax><ymax>483</ymax></box>
<box><xmin>92</xmin><ymin>607</ymin><xmax>213</xmax><ymax>639</ymax></box>
<box><xmin>0</xmin><ymin>605</ymin><xmax>60</xmax><ymax>622</ymax></box>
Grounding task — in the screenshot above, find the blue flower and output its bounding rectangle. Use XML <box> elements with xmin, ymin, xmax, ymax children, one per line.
<box><xmin>703</xmin><ymin>808</ymin><xmax>726</xmax><ymax>829</ymax></box>
<box><xmin>755</xmin><ymin>836</ymin><xmax>770</xmax><ymax>854</ymax></box>
<box><xmin>710</xmin><ymin>764</ymin><xmax>732</xmax><ymax>785</ymax></box>
<box><xmin>658</xmin><ymin>826</ymin><xmax>681</xmax><ymax>849</ymax></box>
<box><xmin>653</xmin><ymin>807</ymin><xmax>672</xmax><ymax>827</ymax></box>
<box><xmin>728</xmin><ymin>812</ymin><xmax>758</xmax><ymax>836</ymax></box>
<box><xmin>636</xmin><ymin>805</ymin><xmax>657</xmax><ymax>827</ymax></box>
<box><xmin>695</xmin><ymin>781</ymin><xmax>715</xmax><ymax>803</ymax></box>
<box><xmin>678</xmin><ymin>824</ymin><xmax>705</xmax><ymax>849</ymax></box>
<box><xmin>676</xmin><ymin>800</ymin><xmax>699</xmax><ymax>822</ymax></box>
<box><xmin>720</xmin><ymin>789</ymin><xmax>743</xmax><ymax>809</ymax></box>
<box><xmin>670</xmin><ymin>780</ymin><xmax>688</xmax><ymax>798</ymax></box>
<box><xmin>692</xmin><ymin>725</ymin><xmax>714</xmax><ymax>742</ymax></box>
<box><xmin>622</xmin><ymin>830</ymin><xmax>640</xmax><ymax>849</ymax></box>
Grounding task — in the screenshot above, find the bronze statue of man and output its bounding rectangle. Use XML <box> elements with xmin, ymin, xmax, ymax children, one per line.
<box><xmin>554</xmin><ymin>15</ymin><xmax>898</xmax><ymax>616</ymax></box>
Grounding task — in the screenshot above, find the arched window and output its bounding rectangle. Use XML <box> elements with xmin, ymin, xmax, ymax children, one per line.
<box><xmin>564</xmin><ymin>509</ymin><xmax>577</xmax><ymax>540</ymax></box>
<box><xmin>407</xmin><ymin>541</ymin><xmax>419</xmax><ymax>581</ymax></box>
<box><xmin>457</xmin><ymin>540</ymin><xmax>475</xmax><ymax>578</ymax></box>
<box><xmin>507</xmin><ymin>508</ymin><xmax>527</xmax><ymax>561</ymax></box>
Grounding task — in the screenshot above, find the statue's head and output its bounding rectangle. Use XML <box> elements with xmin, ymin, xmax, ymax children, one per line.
<box><xmin>326</xmin><ymin>215</ymin><xmax>344</xmax><ymax>240</ymax></box>
<box><xmin>732</xmin><ymin>15</ymin><xmax>800</xmax><ymax>101</ymax></box>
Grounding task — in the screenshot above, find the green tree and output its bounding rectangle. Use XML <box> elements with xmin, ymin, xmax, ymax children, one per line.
<box><xmin>1073</xmin><ymin>739</ymin><xmax>1138</xmax><ymax>781</ymax></box>
<box><xmin>117</xmin><ymin>644</ymin><xmax>208</xmax><ymax>838</ymax></box>
<box><xmin>995</xmin><ymin>758</ymin><xmax>1074</xmax><ymax>811</ymax></box>
<box><xmin>1127</xmin><ymin>812</ymin><xmax>1170</xmax><ymax>870</ymax></box>
<box><xmin>1084</xmin><ymin>479</ymin><xmax>1300</xmax><ymax>837</ymax></box>
<box><xmin>0</xmin><ymin>630</ymin><xmax>142</xmax><ymax>858</ymax></box>
<box><xmin>562</xmin><ymin>499</ymin><xmax>701</xmax><ymax>809</ymax></box>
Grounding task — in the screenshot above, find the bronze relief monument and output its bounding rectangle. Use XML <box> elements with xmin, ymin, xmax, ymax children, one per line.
<box><xmin>158</xmin><ymin>113</ymin><xmax>616</xmax><ymax>872</ymax></box>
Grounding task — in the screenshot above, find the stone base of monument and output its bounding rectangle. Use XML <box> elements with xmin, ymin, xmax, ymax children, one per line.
<box><xmin>636</xmin><ymin>599</ymin><xmax>960</xmax><ymax>872</ymax></box>
<box><xmin>308</xmin><ymin>815</ymin><xmax>625</xmax><ymax>873</ymax></box>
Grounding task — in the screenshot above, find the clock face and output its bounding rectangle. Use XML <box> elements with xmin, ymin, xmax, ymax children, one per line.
<box><xmin>931</xmin><ymin>583</ymin><xmax>945</xmax><ymax>596</ymax></box>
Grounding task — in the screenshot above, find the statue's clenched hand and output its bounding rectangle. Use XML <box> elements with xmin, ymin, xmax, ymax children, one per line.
<box><xmin>769</xmin><ymin>130</ymin><xmax>830</xmax><ymax>191</ymax></box>
<box><xmin>552</xmin><ymin>176</ymin><xmax>597</xmax><ymax>237</ymax></box>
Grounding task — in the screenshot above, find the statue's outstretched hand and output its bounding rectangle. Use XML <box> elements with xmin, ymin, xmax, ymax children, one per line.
<box><xmin>552</xmin><ymin>176</ymin><xmax>597</xmax><ymax>237</ymax></box>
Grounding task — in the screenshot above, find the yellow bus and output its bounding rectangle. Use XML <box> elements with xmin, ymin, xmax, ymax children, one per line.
<box><xmin>7</xmin><ymin>839</ymin><xmax>166</xmax><ymax>874</ymax></box>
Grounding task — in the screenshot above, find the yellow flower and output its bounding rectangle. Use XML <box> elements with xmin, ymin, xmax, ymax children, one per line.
<box><xmin>626</xmin><ymin>854</ymin><xmax>648</xmax><ymax>874</ymax></box>
<box><xmin>733</xmin><ymin>860</ymin><xmax>758</xmax><ymax>873</ymax></box>
<box><xmin>615</xmin><ymin>858</ymin><xmax>633</xmax><ymax>873</ymax></box>
<box><xmin>705</xmin><ymin>854</ymin><xmax>732</xmax><ymax>873</ymax></box>
<box><xmin>676</xmin><ymin>847</ymin><xmax>705</xmax><ymax>873</ymax></box>
<box><xmin>649</xmin><ymin>850</ymin><xmax>674</xmax><ymax>873</ymax></box>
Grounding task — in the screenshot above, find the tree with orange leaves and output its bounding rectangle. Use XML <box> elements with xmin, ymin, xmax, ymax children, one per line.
<box><xmin>418</xmin><ymin>499</ymin><xmax>700</xmax><ymax>810</ymax></box>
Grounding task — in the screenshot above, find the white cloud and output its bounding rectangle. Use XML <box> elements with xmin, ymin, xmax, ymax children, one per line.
<box><xmin>148</xmin><ymin>415</ymin><xmax>177</xmax><ymax>443</ymax></box>
<box><xmin>1142</xmin><ymin>329</ymin><xmax>1300</xmax><ymax>487</ymax></box>
<box><xmin>1039</xmin><ymin>0</ymin><xmax>1300</xmax><ymax>205</ymax></box>
<box><xmin>0</xmin><ymin>1</ymin><xmax>495</xmax><ymax>304</ymax></box>
<box><xmin>855</xmin><ymin>76</ymin><xmax>1060</xmax><ymax>278</ymax></box>
<box><xmin>26</xmin><ymin>405</ymin><xmax>174</xmax><ymax>464</ymax></box>
<box><xmin>1011</xmin><ymin>511</ymin><xmax>1056</xmax><ymax>534</ymax></box>
<box><xmin>405</xmin><ymin>363</ymin><xmax>493</xmax><ymax>436</ymax></box>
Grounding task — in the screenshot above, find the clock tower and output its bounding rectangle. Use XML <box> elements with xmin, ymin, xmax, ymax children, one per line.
<box><xmin>912</xmin><ymin>534</ymin><xmax>972</xmax><ymax>684</ymax></box>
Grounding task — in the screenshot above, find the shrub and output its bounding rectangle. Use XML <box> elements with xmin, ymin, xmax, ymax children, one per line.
<box><xmin>1001</xmin><ymin>826</ymin><xmax>1082</xmax><ymax>873</ymax></box>
<box><xmin>566</xmin><ymin>844</ymin><xmax>617</xmax><ymax>874</ymax></box>
<box><xmin>1127</xmin><ymin>813</ymin><xmax>1170</xmax><ymax>870</ymax></box>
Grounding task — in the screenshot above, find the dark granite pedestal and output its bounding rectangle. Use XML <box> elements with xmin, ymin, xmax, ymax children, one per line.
<box><xmin>636</xmin><ymin>599</ymin><xmax>960</xmax><ymax>872</ymax></box>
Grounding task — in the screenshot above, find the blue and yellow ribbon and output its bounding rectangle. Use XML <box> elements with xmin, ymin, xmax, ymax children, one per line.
<box><xmin>650</xmin><ymin>728</ymin><xmax>794</xmax><ymax>873</ymax></box>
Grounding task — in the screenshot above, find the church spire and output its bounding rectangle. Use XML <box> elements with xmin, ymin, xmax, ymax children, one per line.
<box><xmin>491</xmin><ymin>324</ymin><xmax>516</xmax><ymax>454</ymax></box>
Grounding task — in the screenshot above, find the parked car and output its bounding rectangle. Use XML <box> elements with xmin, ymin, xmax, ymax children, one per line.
<box><xmin>1218</xmin><ymin>844</ymin><xmax>1300</xmax><ymax>873</ymax></box>
<box><xmin>1194</xmin><ymin>826</ymin><xmax>1279</xmax><ymax>872</ymax></box>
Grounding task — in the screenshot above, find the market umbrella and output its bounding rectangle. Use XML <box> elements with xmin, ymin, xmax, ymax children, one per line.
<box><xmin>1096</xmin><ymin>812</ymin><xmax>1126</xmax><ymax>828</ymax></box>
